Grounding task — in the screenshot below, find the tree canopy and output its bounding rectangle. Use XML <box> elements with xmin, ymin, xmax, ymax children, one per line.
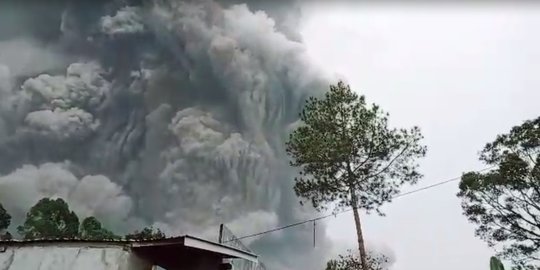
<box><xmin>286</xmin><ymin>81</ymin><xmax>426</xmax><ymax>268</ymax></box>
<box><xmin>458</xmin><ymin>116</ymin><xmax>540</xmax><ymax>267</ymax></box>
<box><xmin>0</xmin><ymin>202</ymin><xmax>12</xmax><ymax>240</ymax></box>
<box><xmin>17</xmin><ymin>198</ymin><xmax>80</xmax><ymax>239</ymax></box>
<box><xmin>80</xmin><ymin>216</ymin><xmax>119</xmax><ymax>240</ymax></box>
<box><xmin>325</xmin><ymin>250</ymin><xmax>388</xmax><ymax>270</ymax></box>
<box><xmin>11</xmin><ymin>197</ymin><xmax>164</xmax><ymax>241</ymax></box>
<box><xmin>0</xmin><ymin>202</ymin><xmax>10</xmax><ymax>231</ymax></box>
<box><xmin>125</xmin><ymin>226</ymin><xmax>166</xmax><ymax>240</ymax></box>
<box><xmin>286</xmin><ymin>81</ymin><xmax>426</xmax><ymax>213</ymax></box>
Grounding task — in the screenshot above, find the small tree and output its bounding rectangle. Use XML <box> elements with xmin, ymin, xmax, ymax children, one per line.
<box><xmin>80</xmin><ymin>216</ymin><xmax>119</xmax><ymax>240</ymax></box>
<box><xmin>18</xmin><ymin>198</ymin><xmax>80</xmax><ymax>239</ymax></box>
<box><xmin>125</xmin><ymin>226</ymin><xmax>165</xmax><ymax>240</ymax></box>
<box><xmin>458</xmin><ymin>117</ymin><xmax>540</xmax><ymax>267</ymax></box>
<box><xmin>0</xmin><ymin>202</ymin><xmax>12</xmax><ymax>240</ymax></box>
<box><xmin>286</xmin><ymin>82</ymin><xmax>426</xmax><ymax>268</ymax></box>
<box><xmin>326</xmin><ymin>250</ymin><xmax>389</xmax><ymax>270</ymax></box>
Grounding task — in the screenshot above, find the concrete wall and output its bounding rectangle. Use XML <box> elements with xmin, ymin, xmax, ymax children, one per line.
<box><xmin>0</xmin><ymin>245</ymin><xmax>153</xmax><ymax>270</ymax></box>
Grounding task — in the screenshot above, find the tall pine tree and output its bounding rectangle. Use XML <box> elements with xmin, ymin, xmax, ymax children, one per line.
<box><xmin>287</xmin><ymin>82</ymin><xmax>426</xmax><ymax>268</ymax></box>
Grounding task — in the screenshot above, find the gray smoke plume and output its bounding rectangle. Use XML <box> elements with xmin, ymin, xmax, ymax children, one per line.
<box><xmin>0</xmin><ymin>0</ymin><xmax>336</xmax><ymax>269</ymax></box>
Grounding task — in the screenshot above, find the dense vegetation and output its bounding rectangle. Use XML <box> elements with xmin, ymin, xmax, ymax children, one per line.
<box><xmin>1</xmin><ymin>197</ymin><xmax>165</xmax><ymax>241</ymax></box>
<box><xmin>458</xmin><ymin>117</ymin><xmax>540</xmax><ymax>269</ymax></box>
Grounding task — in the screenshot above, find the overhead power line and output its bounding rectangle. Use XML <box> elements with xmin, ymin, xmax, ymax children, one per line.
<box><xmin>225</xmin><ymin>166</ymin><xmax>496</xmax><ymax>243</ymax></box>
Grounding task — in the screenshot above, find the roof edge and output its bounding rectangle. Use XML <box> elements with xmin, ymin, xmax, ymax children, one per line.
<box><xmin>183</xmin><ymin>235</ymin><xmax>258</xmax><ymax>263</ymax></box>
<box><xmin>0</xmin><ymin>235</ymin><xmax>258</xmax><ymax>263</ymax></box>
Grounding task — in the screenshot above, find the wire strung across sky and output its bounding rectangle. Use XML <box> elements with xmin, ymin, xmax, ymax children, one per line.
<box><xmin>224</xmin><ymin>166</ymin><xmax>496</xmax><ymax>243</ymax></box>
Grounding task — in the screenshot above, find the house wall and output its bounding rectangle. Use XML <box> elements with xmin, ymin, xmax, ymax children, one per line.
<box><xmin>0</xmin><ymin>245</ymin><xmax>153</xmax><ymax>270</ymax></box>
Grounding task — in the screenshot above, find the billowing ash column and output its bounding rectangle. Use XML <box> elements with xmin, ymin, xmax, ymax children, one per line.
<box><xmin>0</xmin><ymin>1</ymin><xmax>336</xmax><ymax>269</ymax></box>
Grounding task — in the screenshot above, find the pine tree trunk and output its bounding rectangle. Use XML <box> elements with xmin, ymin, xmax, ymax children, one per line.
<box><xmin>350</xmin><ymin>190</ymin><xmax>369</xmax><ymax>269</ymax></box>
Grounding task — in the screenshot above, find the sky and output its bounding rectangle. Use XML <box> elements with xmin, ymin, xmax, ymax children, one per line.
<box><xmin>300</xmin><ymin>3</ymin><xmax>540</xmax><ymax>270</ymax></box>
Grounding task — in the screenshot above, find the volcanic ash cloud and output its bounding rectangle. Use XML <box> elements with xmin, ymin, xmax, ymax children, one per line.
<box><xmin>0</xmin><ymin>1</ymin><xmax>336</xmax><ymax>269</ymax></box>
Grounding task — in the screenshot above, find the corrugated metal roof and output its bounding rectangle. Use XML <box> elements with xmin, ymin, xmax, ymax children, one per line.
<box><xmin>0</xmin><ymin>235</ymin><xmax>258</xmax><ymax>262</ymax></box>
<box><xmin>0</xmin><ymin>235</ymin><xmax>184</xmax><ymax>244</ymax></box>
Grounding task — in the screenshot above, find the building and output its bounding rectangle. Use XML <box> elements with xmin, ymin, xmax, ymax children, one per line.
<box><xmin>0</xmin><ymin>235</ymin><xmax>258</xmax><ymax>270</ymax></box>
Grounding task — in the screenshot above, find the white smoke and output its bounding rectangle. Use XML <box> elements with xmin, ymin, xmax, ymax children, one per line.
<box><xmin>2</xmin><ymin>62</ymin><xmax>109</xmax><ymax>146</ymax></box>
<box><xmin>0</xmin><ymin>162</ymin><xmax>133</xmax><ymax>231</ymax></box>
<box><xmin>0</xmin><ymin>38</ymin><xmax>69</xmax><ymax>78</ymax></box>
<box><xmin>174</xmin><ymin>210</ymin><xmax>279</xmax><ymax>245</ymax></box>
<box><xmin>0</xmin><ymin>65</ymin><xmax>12</xmax><ymax>139</ymax></box>
<box><xmin>0</xmin><ymin>65</ymin><xmax>11</xmax><ymax>95</ymax></box>
<box><xmin>24</xmin><ymin>108</ymin><xmax>99</xmax><ymax>141</ymax></box>
<box><xmin>100</xmin><ymin>7</ymin><xmax>145</xmax><ymax>36</ymax></box>
<box><xmin>20</xmin><ymin>61</ymin><xmax>110</xmax><ymax>111</ymax></box>
<box><xmin>153</xmin><ymin>107</ymin><xmax>278</xmax><ymax>235</ymax></box>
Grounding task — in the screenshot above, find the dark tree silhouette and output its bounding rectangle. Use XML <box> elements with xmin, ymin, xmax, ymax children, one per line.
<box><xmin>125</xmin><ymin>226</ymin><xmax>165</xmax><ymax>240</ymax></box>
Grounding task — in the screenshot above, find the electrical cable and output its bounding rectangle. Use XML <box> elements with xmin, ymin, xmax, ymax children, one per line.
<box><xmin>224</xmin><ymin>166</ymin><xmax>496</xmax><ymax>243</ymax></box>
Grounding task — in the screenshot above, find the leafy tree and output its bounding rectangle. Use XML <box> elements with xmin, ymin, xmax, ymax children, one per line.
<box><xmin>80</xmin><ymin>216</ymin><xmax>120</xmax><ymax>240</ymax></box>
<box><xmin>17</xmin><ymin>198</ymin><xmax>79</xmax><ymax>239</ymax></box>
<box><xmin>458</xmin><ymin>117</ymin><xmax>540</xmax><ymax>267</ymax></box>
<box><xmin>286</xmin><ymin>82</ymin><xmax>426</xmax><ymax>268</ymax></box>
<box><xmin>125</xmin><ymin>226</ymin><xmax>166</xmax><ymax>240</ymax></box>
<box><xmin>0</xmin><ymin>202</ymin><xmax>11</xmax><ymax>240</ymax></box>
<box><xmin>325</xmin><ymin>250</ymin><xmax>389</xmax><ymax>270</ymax></box>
